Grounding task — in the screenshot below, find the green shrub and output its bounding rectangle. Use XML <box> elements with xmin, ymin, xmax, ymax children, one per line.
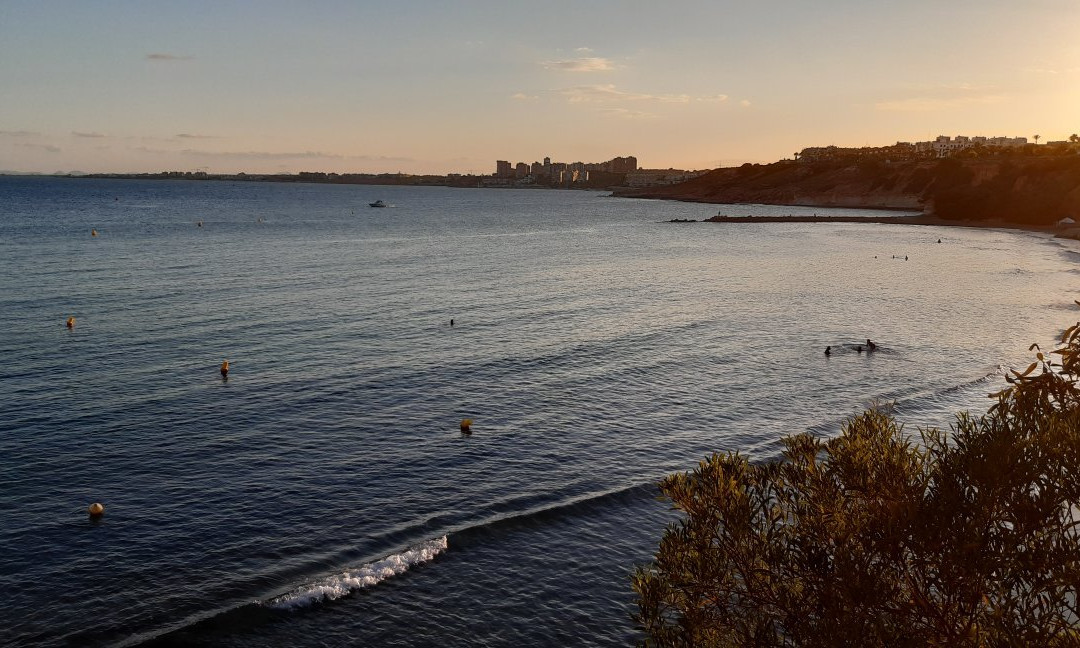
<box><xmin>634</xmin><ymin>314</ymin><xmax>1080</xmax><ymax>647</ymax></box>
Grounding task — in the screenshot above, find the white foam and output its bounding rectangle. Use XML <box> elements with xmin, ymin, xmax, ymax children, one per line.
<box><xmin>266</xmin><ymin>536</ymin><xmax>448</xmax><ymax>610</ymax></box>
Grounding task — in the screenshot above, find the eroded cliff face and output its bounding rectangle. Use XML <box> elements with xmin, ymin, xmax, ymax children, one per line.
<box><xmin>614</xmin><ymin>161</ymin><xmax>929</xmax><ymax>210</ymax></box>
<box><xmin>616</xmin><ymin>156</ymin><xmax>1080</xmax><ymax>225</ymax></box>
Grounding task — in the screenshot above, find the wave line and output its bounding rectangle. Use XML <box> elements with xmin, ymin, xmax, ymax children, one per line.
<box><xmin>265</xmin><ymin>536</ymin><xmax>448</xmax><ymax>610</ymax></box>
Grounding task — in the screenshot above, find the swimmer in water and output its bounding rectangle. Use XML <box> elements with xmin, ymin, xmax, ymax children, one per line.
<box><xmin>866</xmin><ymin>339</ymin><xmax>878</xmax><ymax>351</ymax></box>
<box><xmin>824</xmin><ymin>346</ymin><xmax>831</xmax><ymax>356</ymax></box>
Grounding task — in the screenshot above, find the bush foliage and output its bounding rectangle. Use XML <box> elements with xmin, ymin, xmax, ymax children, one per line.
<box><xmin>634</xmin><ymin>315</ymin><xmax>1080</xmax><ymax>647</ymax></box>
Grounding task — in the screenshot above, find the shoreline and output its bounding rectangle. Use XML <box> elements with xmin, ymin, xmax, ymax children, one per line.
<box><xmin>643</xmin><ymin>198</ymin><xmax>1078</xmax><ymax>239</ymax></box>
<box><xmin>701</xmin><ymin>213</ymin><xmax>1062</xmax><ymax>235</ymax></box>
<box><xmin>623</xmin><ymin>193</ymin><xmax>924</xmax><ymax>213</ymax></box>
<box><xmin>10</xmin><ymin>173</ymin><xmax>1075</xmax><ymax>240</ymax></box>
<box><xmin>618</xmin><ymin>185</ymin><xmax>1076</xmax><ymax>238</ymax></box>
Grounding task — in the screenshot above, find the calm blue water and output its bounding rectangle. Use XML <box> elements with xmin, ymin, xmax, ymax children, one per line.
<box><xmin>1</xmin><ymin>176</ymin><xmax>1078</xmax><ymax>646</ymax></box>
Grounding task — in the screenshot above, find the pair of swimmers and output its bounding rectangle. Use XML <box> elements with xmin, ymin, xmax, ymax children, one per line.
<box><xmin>824</xmin><ymin>339</ymin><xmax>877</xmax><ymax>356</ymax></box>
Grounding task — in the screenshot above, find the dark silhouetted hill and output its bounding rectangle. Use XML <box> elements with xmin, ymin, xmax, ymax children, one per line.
<box><xmin>616</xmin><ymin>155</ymin><xmax>1080</xmax><ymax>226</ymax></box>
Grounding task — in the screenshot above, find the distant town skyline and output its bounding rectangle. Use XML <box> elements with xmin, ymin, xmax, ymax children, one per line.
<box><xmin>2</xmin><ymin>1</ymin><xmax>1078</xmax><ymax>175</ymax></box>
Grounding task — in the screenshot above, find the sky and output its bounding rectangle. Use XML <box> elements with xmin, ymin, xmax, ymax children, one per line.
<box><xmin>1</xmin><ymin>0</ymin><xmax>1078</xmax><ymax>175</ymax></box>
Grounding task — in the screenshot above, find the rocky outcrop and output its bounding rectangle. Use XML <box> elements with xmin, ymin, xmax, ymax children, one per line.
<box><xmin>616</xmin><ymin>155</ymin><xmax>1080</xmax><ymax>226</ymax></box>
<box><xmin>614</xmin><ymin>160</ymin><xmax>927</xmax><ymax>210</ymax></box>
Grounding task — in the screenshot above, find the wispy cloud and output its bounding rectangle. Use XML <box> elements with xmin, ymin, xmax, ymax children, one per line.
<box><xmin>740</xmin><ymin>99</ymin><xmax>751</xmax><ymax>107</ymax></box>
<box><xmin>598</xmin><ymin>107</ymin><xmax>658</xmax><ymax>120</ymax></box>
<box><xmin>510</xmin><ymin>92</ymin><xmax>538</xmax><ymax>101</ymax></box>
<box><xmin>18</xmin><ymin>143</ymin><xmax>61</xmax><ymax>153</ymax></box>
<box><xmin>560</xmin><ymin>84</ymin><xmax>692</xmax><ymax>104</ymax></box>
<box><xmin>697</xmin><ymin>94</ymin><xmax>729</xmax><ymax>103</ymax></box>
<box><xmin>575</xmin><ymin>47</ymin><xmax>594</xmax><ymax>54</ymax></box>
<box><xmin>176</xmin><ymin>133</ymin><xmax>220</xmax><ymax>139</ymax></box>
<box><xmin>875</xmin><ymin>92</ymin><xmax>1006</xmax><ymax>112</ymax></box>
<box><xmin>875</xmin><ymin>82</ymin><xmax>1006</xmax><ymax>112</ymax></box>
<box><xmin>72</xmin><ymin>131</ymin><xmax>106</xmax><ymax>138</ymax></box>
<box><xmin>135</xmin><ymin>146</ymin><xmax>413</xmax><ymax>163</ymax></box>
<box><xmin>129</xmin><ymin>135</ymin><xmax>184</xmax><ymax>143</ymax></box>
<box><xmin>1021</xmin><ymin>65</ymin><xmax>1080</xmax><ymax>78</ymax></box>
<box><xmin>146</xmin><ymin>53</ymin><xmax>193</xmax><ymax>61</ymax></box>
<box><xmin>0</xmin><ymin>130</ymin><xmax>39</xmax><ymax>137</ymax></box>
<box><xmin>543</xmin><ymin>57</ymin><xmax>615</xmax><ymax>72</ymax></box>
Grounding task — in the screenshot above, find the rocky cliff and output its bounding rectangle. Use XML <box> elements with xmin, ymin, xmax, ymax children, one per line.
<box><xmin>615</xmin><ymin>156</ymin><xmax>1080</xmax><ymax>226</ymax></box>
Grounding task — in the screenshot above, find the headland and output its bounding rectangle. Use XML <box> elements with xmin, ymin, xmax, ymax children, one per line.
<box><xmin>616</xmin><ymin>145</ymin><xmax>1080</xmax><ymax>237</ymax></box>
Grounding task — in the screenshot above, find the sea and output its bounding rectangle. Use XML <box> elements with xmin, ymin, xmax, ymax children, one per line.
<box><xmin>1</xmin><ymin>176</ymin><xmax>1078</xmax><ymax>647</ymax></box>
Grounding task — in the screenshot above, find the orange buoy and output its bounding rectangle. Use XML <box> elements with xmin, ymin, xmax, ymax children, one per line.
<box><xmin>460</xmin><ymin>418</ymin><xmax>473</xmax><ymax>433</ymax></box>
<box><xmin>220</xmin><ymin>360</ymin><xmax>229</xmax><ymax>378</ymax></box>
<box><xmin>88</xmin><ymin>502</ymin><xmax>104</xmax><ymax>517</ymax></box>
<box><xmin>91</xmin><ymin>229</ymin><xmax>98</xmax><ymax>237</ymax></box>
<box><xmin>66</xmin><ymin>316</ymin><xmax>76</xmax><ymax>329</ymax></box>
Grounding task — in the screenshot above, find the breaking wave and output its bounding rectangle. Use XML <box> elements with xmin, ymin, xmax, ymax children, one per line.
<box><xmin>266</xmin><ymin>536</ymin><xmax>448</xmax><ymax>610</ymax></box>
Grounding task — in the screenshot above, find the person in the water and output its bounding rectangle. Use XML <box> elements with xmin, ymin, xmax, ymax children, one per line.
<box><xmin>866</xmin><ymin>339</ymin><xmax>878</xmax><ymax>351</ymax></box>
<box><xmin>824</xmin><ymin>346</ymin><xmax>831</xmax><ymax>356</ymax></box>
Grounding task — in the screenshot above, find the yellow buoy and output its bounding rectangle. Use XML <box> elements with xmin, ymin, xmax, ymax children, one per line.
<box><xmin>88</xmin><ymin>502</ymin><xmax>104</xmax><ymax>517</ymax></box>
<box><xmin>220</xmin><ymin>360</ymin><xmax>229</xmax><ymax>377</ymax></box>
<box><xmin>66</xmin><ymin>316</ymin><xmax>76</xmax><ymax>329</ymax></box>
<box><xmin>460</xmin><ymin>418</ymin><xmax>473</xmax><ymax>433</ymax></box>
<box><xmin>91</xmin><ymin>229</ymin><xmax>98</xmax><ymax>237</ymax></box>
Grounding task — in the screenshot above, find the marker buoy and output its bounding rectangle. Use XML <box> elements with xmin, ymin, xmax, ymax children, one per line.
<box><xmin>220</xmin><ymin>360</ymin><xmax>229</xmax><ymax>378</ymax></box>
<box><xmin>91</xmin><ymin>229</ymin><xmax>98</xmax><ymax>237</ymax></box>
<box><xmin>88</xmin><ymin>502</ymin><xmax>104</xmax><ymax>517</ymax></box>
<box><xmin>66</xmin><ymin>316</ymin><xmax>76</xmax><ymax>329</ymax></box>
<box><xmin>460</xmin><ymin>418</ymin><xmax>472</xmax><ymax>433</ymax></box>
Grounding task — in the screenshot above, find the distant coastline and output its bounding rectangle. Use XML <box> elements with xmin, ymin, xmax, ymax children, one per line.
<box><xmin>45</xmin><ymin>171</ymin><xmax>499</xmax><ymax>189</ymax></box>
<box><xmin>8</xmin><ymin>147</ymin><xmax>1080</xmax><ymax>239</ymax></box>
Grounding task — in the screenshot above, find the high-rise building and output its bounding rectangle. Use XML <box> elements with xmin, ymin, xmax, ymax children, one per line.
<box><xmin>495</xmin><ymin>155</ymin><xmax>637</xmax><ymax>181</ymax></box>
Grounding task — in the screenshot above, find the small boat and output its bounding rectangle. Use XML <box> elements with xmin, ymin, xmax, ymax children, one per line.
<box><xmin>369</xmin><ymin>200</ymin><xmax>388</xmax><ymax>208</ymax></box>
